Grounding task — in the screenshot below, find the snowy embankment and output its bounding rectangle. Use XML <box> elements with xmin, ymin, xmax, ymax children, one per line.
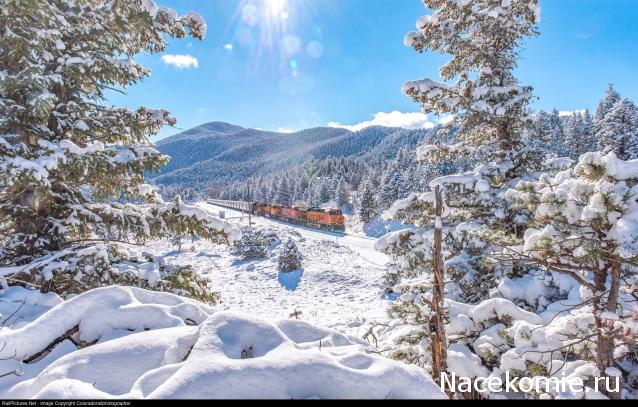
<box><xmin>0</xmin><ymin>287</ymin><xmax>445</xmax><ymax>399</ymax></box>
<box><xmin>130</xmin><ymin>202</ymin><xmax>392</xmax><ymax>331</ymax></box>
<box><xmin>199</xmin><ymin>203</ymin><xmax>388</xmax><ymax>266</ymax></box>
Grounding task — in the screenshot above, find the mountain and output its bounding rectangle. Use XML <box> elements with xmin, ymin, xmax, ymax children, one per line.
<box><xmin>151</xmin><ymin>122</ymin><xmax>436</xmax><ymax>190</ymax></box>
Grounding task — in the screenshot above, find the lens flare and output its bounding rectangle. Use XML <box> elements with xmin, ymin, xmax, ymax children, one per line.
<box><xmin>260</xmin><ymin>0</ymin><xmax>291</xmax><ymax>48</ymax></box>
<box><xmin>306</xmin><ymin>41</ymin><xmax>324</xmax><ymax>59</ymax></box>
<box><xmin>233</xmin><ymin>0</ymin><xmax>321</xmax><ymax>96</ymax></box>
<box><xmin>235</xmin><ymin>0</ymin><xmax>298</xmax><ymax>64</ymax></box>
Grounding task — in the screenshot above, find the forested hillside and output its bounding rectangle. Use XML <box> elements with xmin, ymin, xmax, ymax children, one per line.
<box><xmin>152</xmin><ymin>122</ymin><xmax>437</xmax><ymax>194</ymax></box>
<box><xmin>156</xmin><ymin>86</ymin><xmax>638</xmax><ymax>227</ymax></box>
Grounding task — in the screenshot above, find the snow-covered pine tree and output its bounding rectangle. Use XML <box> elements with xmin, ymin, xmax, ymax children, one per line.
<box><xmin>316</xmin><ymin>178</ymin><xmax>331</xmax><ymax>204</ymax></box>
<box><xmin>294</xmin><ymin>177</ymin><xmax>309</xmax><ymax>205</ymax></box>
<box><xmin>335</xmin><ymin>177</ymin><xmax>351</xmax><ymax>208</ymax></box>
<box><xmin>383</xmin><ymin>0</ymin><xmax>542</xmax><ymax>299</ymax></box>
<box><xmin>598</xmin><ymin>99</ymin><xmax>638</xmax><ymax>160</ymax></box>
<box><xmin>379</xmin><ymin>163</ymin><xmax>406</xmax><ymax>210</ymax></box>
<box><xmin>358</xmin><ymin>181</ymin><xmax>377</xmax><ymax>223</ymax></box>
<box><xmin>231</xmin><ymin>227</ymin><xmax>270</xmax><ymax>261</ymax></box>
<box><xmin>304</xmin><ymin>178</ymin><xmax>316</xmax><ymax>207</ymax></box>
<box><xmin>258</xmin><ymin>182</ymin><xmax>269</xmax><ymax>203</ymax></box>
<box><xmin>564</xmin><ymin>112</ymin><xmax>585</xmax><ymax>158</ymax></box>
<box><xmin>277</xmin><ymin>238</ymin><xmax>303</xmax><ymax>273</ymax></box>
<box><xmin>396</xmin><ymin>147</ymin><xmax>414</xmax><ymax>172</ymax></box>
<box><xmin>0</xmin><ymin>0</ymin><xmax>239</xmax><ymax>297</ymax></box>
<box><xmin>582</xmin><ymin>109</ymin><xmax>597</xmax><ymax>153</ymax></box>
<box><xmin>547</xmin><ymin>108</ymin><xmax>567</xmax><ymax>157</ymax></box>
<box><xmin>329</xmin><ymin>176</ymin><xmax>340</xmax><ymax>202</ymax></box>
<box><xmin>268</xmin><ymin>179</ymin><xmax>279</xmax><ymax>203</ymax></box>
<box><xmin>595</xmin><ymin>84</ymin><xmax>622</xmax><ymax>144</ymax></box>
<box><xmin>396</xmin><ymin>147</ymin><xmax>419</xmax><ymax>193</ymax></box>
<box><xmin>275</xmin><ymin>177</ymin><xmax>292</xmax><ymax>206</ymax></box>
<box><xmin>532</xmin><ymin>110</ymin><xmax>551</xmax><ymax>152</ymax></box>
<box><xmin>377</xmin><ymin>0</ymin><xmax>543</xmax><ymax>371</ymax></box>
<box><xmin>402</xmin><ymin>0</ymin><xmax>540</xmax><ymax>164</ymax></box>
<box><xmin>512</xmin><ymin>152</ymin><xmax>638</xmax><ymax>399</ymax></box>
<box><xmin>553</xmin><ymin>109</ymin><xmax>597</xmax><ymax>159</ymax></box>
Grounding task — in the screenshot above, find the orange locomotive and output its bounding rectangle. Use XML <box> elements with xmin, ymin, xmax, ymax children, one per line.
<box><xmin>210</xmin><ymin>200</ymin><xmax>346</xmax><ymax>232</ymax></box>
<box><xmin>257</xmin><ymin>204</ymin><xmax>345</xmax><ymax>232</ymax></box>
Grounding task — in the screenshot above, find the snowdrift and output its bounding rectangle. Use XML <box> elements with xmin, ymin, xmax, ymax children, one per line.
<box><xmin>0</xmin><ymin>286</ymin><xmax>445</xmax><ymax>399</ymax></box>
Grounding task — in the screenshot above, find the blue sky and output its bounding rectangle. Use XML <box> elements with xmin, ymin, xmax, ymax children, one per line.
<box><xmin>109</xmin><ymin>0</ymin><xmax>638</xmax><ymax>139</ymax></box>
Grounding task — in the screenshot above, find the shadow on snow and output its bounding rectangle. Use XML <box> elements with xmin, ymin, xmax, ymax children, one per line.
<box><xmin>278</xmin><ymin>269</ymin><xmax>305</xmax><ymax>291</ymax></box>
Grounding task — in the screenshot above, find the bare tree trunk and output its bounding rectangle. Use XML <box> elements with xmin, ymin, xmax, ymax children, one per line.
<box><xmin>593</xmin><ymin>261</ymin><xmax>622</xmax><ymax>400</ymax></box>
<box><xmin>430</xmin><ymin>186</ymin><xmax>452</xmax><ymax>398</ymax></box>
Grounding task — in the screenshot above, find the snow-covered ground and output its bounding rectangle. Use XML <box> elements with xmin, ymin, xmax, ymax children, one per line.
<box><xmin>347</xmin><ymin>212</ymin><xmax>416</xmax><ymax>239</ymax></box>
<box><xmin>0</xmin><ymin>286</ymin><xmax>445</xmax><ymax>399</ymax></box>
<box><xmin>202</xmin><ymin>203</ymin><xmax>389</xmax><ymax>265</ymax></box>
<box><xmin>139</xmin><ymin>203</ymin><xmax>392</xmax><ymax>334</ymax></box>
<box><xmin>0</xmin><ymin>202</ymin><xmax>440</xmax><ymax>399</ymax></box>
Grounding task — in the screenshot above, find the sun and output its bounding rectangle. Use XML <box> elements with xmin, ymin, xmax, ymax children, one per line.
<box><xmin>236</xmin><ymin>0</ymin><xmax>294</xmax><ymax>51</ymax></box>
<box><xmin>266</xmin><ymin>0</ymin><xmax>286</xmax><ymax>12</ymax></box>
<box><xmin>234</xmin><ymin>0</ymin><xmax>315</xmax><ymax>75</ymax></box>
<box><xmin>265</xmin><ymin>0</ymin><xmax>289</xmax><ymax>20</ymax></box>
<box><xmin>238</xmin><ymin>0</ymin><xmax>292</xmax><ymax>29</ymax></box>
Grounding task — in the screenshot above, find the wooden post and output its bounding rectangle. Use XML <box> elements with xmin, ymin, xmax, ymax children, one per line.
<box><xmin>247</xmin><ymin>180</ymin><xmax>253</xmax><ymax>228</ymax></box>
<box><xmin>431</xmin><ymin>186</ymin><xmax>452</xmax><ymax>398</ymax></box>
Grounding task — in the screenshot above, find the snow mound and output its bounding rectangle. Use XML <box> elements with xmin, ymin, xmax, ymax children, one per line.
<box><xmin>1</xmin><ymin>289</ymin><xmax>445</xmax><ymax>399</ymax></box>
<box><xmin>0</xmin><ymin>286</ymin><xmax>214</xmax><ymax>363</ymax></box>
<box><xmin>134</xmin><ymin>313</ymin><xmax>445</xmax><ymax>399</ymax></box>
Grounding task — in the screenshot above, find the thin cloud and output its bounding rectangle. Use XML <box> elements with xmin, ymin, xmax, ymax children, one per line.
<box><xmin>161</xmin><ymin>54</ymin><xmax>199</xmax><ymax>69</ymax></box>
<box><xmin>276</xmin><ymin>127</ymin><xmax>297</xmax><ymax>134</ymax></box>
<box><xmin>329</xmin><ymin>111</ymin><xmax>444</xmax><ymax>132</ymax></box>
<box><xmin>223</xmin><ymin>43</ymin><xmax>234</xmax><ymax>51</ymax></box>
<box><xmin>559</xmin><ymin>109</ymin><xmax>586</xmax><ymax>117</ymax></box>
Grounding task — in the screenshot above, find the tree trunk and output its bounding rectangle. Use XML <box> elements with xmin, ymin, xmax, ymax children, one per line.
<box><xmin>593</xmin><ymin>261</ymin><xmax>623</xmax><ymax>400</ymax></box>
<box><xmin>430</xmin><ymin>186</ymin><xmax>452</xmax><ymax>398</ymax></box>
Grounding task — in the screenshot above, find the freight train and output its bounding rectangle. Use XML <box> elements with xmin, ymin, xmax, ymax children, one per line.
<box><xmin>209</xmin><ymin>200</ymin><xmax>346</xmax><ymax>232</ymax></box>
